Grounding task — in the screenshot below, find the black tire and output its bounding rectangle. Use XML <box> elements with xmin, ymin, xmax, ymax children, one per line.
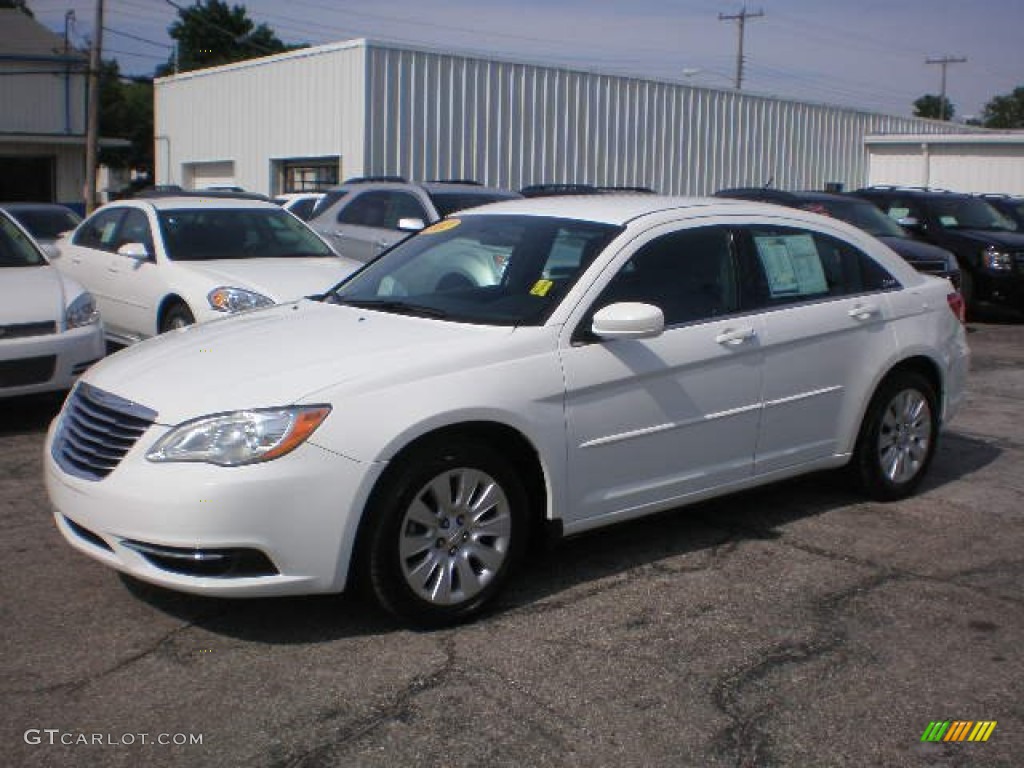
<box><xmin>361</xmin><ymin>438</ymin><xmax>527</xmax><ymax>627</ymax></box>
<box><xmin>852</xmin><ymin>371</ymin><xmax>939</xmax><ymax>501</ymax></box>
<box><xmin>160</xmin><ymin>302</ymin><xmax>195</xmax><ymax>333</ymax></box>
<box><xmin>959</xmin><ymin>269</ymin><xmax>976</xmax><ymax>320</ymax></box>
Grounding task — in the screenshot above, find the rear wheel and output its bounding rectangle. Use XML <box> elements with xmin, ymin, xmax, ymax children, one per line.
<box><xmin>362</xmin><ymin>438</ymin><xmax>527</xmax><ymax>626</ymax></box>
<box><xmin>160</xmin><ymin>301</ymin><xmax>195</xmax><ymax>333</ymax></box>
<box><xmin>852</xmin><ymin>372</ymin><xmax>938</xmax><ymax>501</ymax></box>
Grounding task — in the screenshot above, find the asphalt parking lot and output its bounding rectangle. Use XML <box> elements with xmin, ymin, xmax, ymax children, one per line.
<box><xmin>2</xmin><ymin>318</ymin><xmax>1021</xmax><ymax>768</ymax></box>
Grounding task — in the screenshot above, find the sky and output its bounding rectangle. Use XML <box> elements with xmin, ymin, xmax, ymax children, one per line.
<box><xmin>24</xmin><ymin>0</ymin><xmax>1024</xmax><ymax>121</ymax></box>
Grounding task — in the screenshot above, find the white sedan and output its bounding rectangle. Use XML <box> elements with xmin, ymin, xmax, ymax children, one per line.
<box><xmin>50</xmin><ymin>197</ymin><xmax>360</xmax><ymax>345</ymax></box>
<box><xmin>45</xmin><ymin>196</ymin><xmax>969</xmax><ymax>626</ymax></box>
<box><xmin>0</xmin><ymin>210</ymin><xmax>104</xmax><ymax>398</ymax></box>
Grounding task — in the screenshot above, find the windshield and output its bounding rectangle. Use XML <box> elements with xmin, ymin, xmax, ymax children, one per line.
<box><xmin>931</xmin><ymin>198</ymin><xmax>1016</xmax><ymax>231</ymax></box>
<box><xmin>428</xmin><ymin>191</ymin><xmax>521</xmax><ymax>218</ymax></box>
<box><xmin>328</xmin><ymin>214</ymin><xmax>621</xmax><ymax>326</ymax></box>
<box><xmin>801</xmin><ymin>199</ymin><xmax>908</xmax><ymax>238</ymax></box>
<box><xmin>157</xmin><ymin>208</ymin><xmax>334</xmax><ymax>261</ymax></box>
<box><xmin>6</xmin><ymin>207</ymin><xmax>81</xmax><ymax>240</ymax></box>
<box><xmin>0</xmin><ymin>213</ymin><xmax>46</xmax><ymax>268</ymax></box>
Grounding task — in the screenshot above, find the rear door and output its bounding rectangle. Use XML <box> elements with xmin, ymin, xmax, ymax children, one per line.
<box><xmin>736</xmin><ymin>224</ymin><xmax>901</xmax><ymax>474</ymax></box>
<box><xmin>52</xmin><ymin>207</ymin><xmax>126</xmax><ymax>322</ymax></box>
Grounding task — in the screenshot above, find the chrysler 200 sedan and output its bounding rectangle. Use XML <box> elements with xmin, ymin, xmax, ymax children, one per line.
<box><xmin>45</xmin><ymin>196</ymin><xmax>969</xmax><ymax>626</ymax></box>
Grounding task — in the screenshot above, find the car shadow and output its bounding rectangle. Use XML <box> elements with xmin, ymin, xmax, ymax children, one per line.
<box><xmin>0</xmin><ymin>393</ymin><xmax>65</xmax><ymax>436</ymax></box>
<box><xmin>126</xmin><ymin>431</ymin><xmax>999</xmax><ymax>642</ymax></box>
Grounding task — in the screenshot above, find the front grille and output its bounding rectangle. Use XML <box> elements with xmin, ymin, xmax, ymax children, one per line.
<box><xmin>51</xmin><ymin>382</ymin><xmax>157</xmax><ymax>481</ymax></box>
<box><xmin>0</xmin><ymin>321</ymin><xmax>57</xmax><ymax>340</ymax></box>
<box><xmin>0</xmin><ymin>355</ymin><xmax>55</xmax><ymax>387</ymax></box>
<box><xmin>1014</xmin><ymin>252</ymin><xmax>1024</xmax><ymax>272</ymax></box>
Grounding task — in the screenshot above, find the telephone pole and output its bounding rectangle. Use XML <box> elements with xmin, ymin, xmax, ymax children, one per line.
<box><xmin>926</xmin><ymin>55</ymin><xmax>967</xmax><ymax>121</ymax></box>
<box><xmin>719</xmin><ymin>6</ymin><xmax>764</xmax><ymax>90</ymax></box>
<box><xmin>84</xmin><ymin>0</ymin><xmax>105</xmax><ymax>214</ymax></box>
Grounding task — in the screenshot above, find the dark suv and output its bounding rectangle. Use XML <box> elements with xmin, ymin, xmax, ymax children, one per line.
<box><xmin>853</xmin><ymin>187</ymin><xmax>1024</xmax><ymax>315</ymax></box>
<box><xmin>978</xmin><ymin>194</ymin><xmax>1024</xmax><ymax>230</ymax></box>
<box><xmin>308</xmin><ymin>178</ymin><xmax>520</xmax><ymax>262</ymax></box>
<box><xmin>715</xmin><ymin>188</ymin><xmax>960</xmax><ymax>288</ymax></box>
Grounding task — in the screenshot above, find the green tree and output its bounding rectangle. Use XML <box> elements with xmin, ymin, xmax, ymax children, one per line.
<box><xmin>98</xmin><ymin>59</ymin><xmax>154</xmax><ymax>175</ymax></box>
<box><xmin>158</xmin><ymin>0</ymin><xmax>296</xmax><ymax>75</ymax></box>
<box><xmin>981</xmin><ymin>86</ymin><xmax>1024</xmax><ymax>129</ymax></box>
<box><xmin>913</xmin><ymin>94</ymin><xmax>954</xmax><ymax>121</ymax></box>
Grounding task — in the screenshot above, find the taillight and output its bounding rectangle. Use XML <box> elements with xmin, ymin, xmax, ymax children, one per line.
<box><xmin>947</xmin><ymin>291</ymin><xmax>966</xmax><ymax>324</ymax></box>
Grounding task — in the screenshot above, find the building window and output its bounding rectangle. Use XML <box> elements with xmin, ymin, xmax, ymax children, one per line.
<box><xmin>282</xmin><ymin>160</ymin><xmax>339</xmax><ymax>193</ymax></box>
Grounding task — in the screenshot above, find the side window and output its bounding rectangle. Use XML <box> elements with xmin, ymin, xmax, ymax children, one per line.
<box><xmin>385</xmin><ymin>192</ymin><xmax>429</xmax><ymax>229</ymax></box>
<box><xmin>741</xmin><ymin>226</ymin><xmax>899</xmax><ymax>307</ymax></box>
<box><xmin>337</xmin><ymin>191</ymin><xmax>389</xmax><ymax>227</ymax></box>
<box><xmin>114</xmin><ymin>209</ymin><xmax>154</xmax><ymax>254</ymax></box>
<box><xmin>73</xmin><ymin>209</ymin><xmax>124</xmax><ymax>251</ymax></box>
<box><xmin>592</xmin><ymin>226</ymin><xmax>740</xmax><ymax>326</ymax></box>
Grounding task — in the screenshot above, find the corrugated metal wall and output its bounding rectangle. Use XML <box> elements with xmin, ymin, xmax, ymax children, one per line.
<box><xmin>0</xmin><ymin>62</ymin><xmax>86</xmax><ymax>134</ymax></box>
<box><xmin>363</xmin><ymin>43</ymin><xmax>964</xmax><ymax>195</ymax></box>
<box><xmin>868</xmin><ymin>139</ymin><xmax>1024</xmax><ymax>195</ymax></box>
<box><xmin>155</xmin><ymin>42</ymin><xmax>367</xmax><ymax>191</ymax></box>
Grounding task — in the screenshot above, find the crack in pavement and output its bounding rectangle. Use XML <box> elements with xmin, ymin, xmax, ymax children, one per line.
<box><xmin>272</xmin><ymin>635</ymin><xmax>457</xmax><ymax>768</ymax></box>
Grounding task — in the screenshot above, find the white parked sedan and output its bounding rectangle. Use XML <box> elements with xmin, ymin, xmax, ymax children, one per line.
<box><xmin>0</xmin><ymin>210</ymin><xmax>104</xmax><ymax>398</ymax></box>
<box><xmin>50</xmin><ymin>197</ymin><xmax>360</xmax><ymax>345</ymax></box>
<box><xmin>45</xmin><ymin>196</ymin><xmax>969</xmax><ymax>626</ymax></box>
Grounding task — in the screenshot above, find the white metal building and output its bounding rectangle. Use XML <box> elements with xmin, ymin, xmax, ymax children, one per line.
<box><xmin>866</xmin><ymin>133</ymin><xmax>1024</xmax><ymax>195</ymax></box>
<box><xmin>154</xmin><ymin>38</ymin><xmax>971</xmax><ymax>197</ymax></box>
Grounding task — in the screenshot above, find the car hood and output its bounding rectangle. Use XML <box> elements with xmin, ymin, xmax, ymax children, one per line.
<box><xmin>0</xmin><ymin>265</ymin><xmax>70</xmax><ymax>325</ymax></box>
<box><xmin>938</xmin><ymin>229</ymin><xmax>1024</xmax><ymax>250</ymax></box>
<box><xmin>876</xmin><ymin>236</ymin><xmax>956</xmax><ymax>266</ymax></box>
<box><xmin>83</xmin><ymin>300</ymin><xmax>517</xmax><ymax>424</ymax></box>
<box><xmin>173</xmin><ymin>257</ymin><xmax>360</xmax><ymax>301</ymax></box>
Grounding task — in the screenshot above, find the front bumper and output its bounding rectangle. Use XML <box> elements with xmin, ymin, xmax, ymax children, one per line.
<box><xmin>0</xmin><ymin>323</ymin><xmax>104</xmax><ymax>398</ymax></box>
<box><xmin>45</xmin><ymin>417</ymin><xmax>380</xmax><ymax>598</ymax></box>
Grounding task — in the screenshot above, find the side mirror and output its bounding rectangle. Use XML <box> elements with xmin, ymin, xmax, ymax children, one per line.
<box><xmin>40</xmin><ymin>243</ymin><xmax>60</xmax><ymax>261</ymax></box>
<box><xmin>397</xmin><ymin>217</ymin><xmax>426</xmax><ymax>233</ymax></box>
<box><xmin>897</xmin><ymin>216</ymin><xmax>924</xmax><ymax>233</ymax></box>
<box><xmin>592</xmin><ymin>302</ymin><xmax>665</xmax><ymax>340</ymax></box>
<box><xmin>117</xmin><ymin>242</ymin><xmax>150</xmax><ymax>260</ymax></box>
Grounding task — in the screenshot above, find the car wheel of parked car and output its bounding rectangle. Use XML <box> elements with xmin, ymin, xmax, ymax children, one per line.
<box><xmin>160</xmin><ymin>301</ymin><xmax>195</xmax><ymax>333</ymax></box>
<box><xmin>363</xmin><ymin>438</ymin><xmax>527</xmax><ymax>626</ymax></box>
<box><xmin>853</xmin><ymin>372</ymin><xmax>938</xmax><ymax>501</ymax></box>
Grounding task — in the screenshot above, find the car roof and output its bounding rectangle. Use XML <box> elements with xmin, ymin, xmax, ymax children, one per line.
<box><xmin>853</xmin><ymin>186</ymin><xmax>970</xmax><ymax>199</ymax></box>
<box><xmin>454</xmin><ymin>194</ymin><xmax>786</xmax><ymax>226</ymax></box>
<box><xmin>111</xmin><ymin>197</ymin><xmax>282</xmax><ymax>211</ymax></box>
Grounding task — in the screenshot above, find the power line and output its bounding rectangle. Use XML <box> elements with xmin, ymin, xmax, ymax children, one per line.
<box><xmin>926</xmin><ymin>55</ymin><xmax>967</xmax><ymax>120</ymax></box>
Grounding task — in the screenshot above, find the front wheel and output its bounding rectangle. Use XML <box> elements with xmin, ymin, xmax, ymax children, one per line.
<box><xmin>362</xmin><ymin>439</ymin><xmax>527</xmax><ymax>626</ymax></box>
<box><xmin>160</xmin><ymin>301</ymin><xmax>195</xmax><ymax>333</ymax></box>
<box><xmin>852</xmin><ymin>372</ymin><xmax>939</xmax><ymax>501</ymax></box>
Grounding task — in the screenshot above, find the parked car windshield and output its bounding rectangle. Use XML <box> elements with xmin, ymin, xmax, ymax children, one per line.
<box><xmin>328</xmin><ymin>214</ymin><xmax>621</xmax><ymax>326</ymax></box>
<box><xmin>931</xmin><ymin>198</ymin><xmax>1016</xmax><ymax>231</ymax></box>
<box><xmin>0</xmin><ymin>213</ymin><xmax>47</xmax><ymax>267</ymax></box>
<box><xmin>4</xmin><ymin>206</ymin><xmax>81</xmax><ymax>241</ymax></box>
<box><xmin>427</xmin><ymin>191</ymin><xmax>521</xmax><ymax>218</ymax></box>
<box><xmin>157</xmin><ymin>208</ymin><xmax>334</xmax><ymax>261</ymax></box>
<box><xmin>801</xmin><ymin>199</ymin><xmax>908</xmax><ymax>238</ymax></box>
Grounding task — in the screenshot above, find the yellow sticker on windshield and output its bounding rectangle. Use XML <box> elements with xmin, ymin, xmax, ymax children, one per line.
<box><xmin>530</xmin><ymin>279</ymin><xmax>554</xmax><ymax>297</ymax></box>
<box><xmin>422</xmin><ymin>218</ymin><xmax>461</xmax><ymax>234</ymax></box>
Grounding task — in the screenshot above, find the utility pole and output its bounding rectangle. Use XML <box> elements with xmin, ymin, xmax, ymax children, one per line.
<box><xmin>926</xmin><ymin>55</ymin><xmax>967</xmax><ymax>121</ymax></box>
<box><xmin>84</xmin><ymin>0</ymin><xmax>104</xmax><ymax>214</ymax></box>
<box><xmin>719</xmin><ymin>6</ymin><xmax>764</xmax><ymax>90</ymax></box>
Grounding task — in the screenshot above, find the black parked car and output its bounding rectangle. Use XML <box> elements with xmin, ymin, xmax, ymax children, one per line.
<box><xmin>852</xmin><ymin>187</ymin><xmax>1024</xmax><ymax>316</ymax></box>
<box><xmin>714</xmin><ymin>188</ymin><xmax>960</xmax><ymax>288</ymax></box>
<box><xmin>978</xmin><ymin>194</ymin><xmax>1024</xmax><ymax>230</ymax></box>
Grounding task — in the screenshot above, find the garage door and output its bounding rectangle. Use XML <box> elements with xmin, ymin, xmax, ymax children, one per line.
<box><xmin>0</xmin><ymin>156</ymin><xmax>55</xmax><ymax>201</ymax></box>
<box><xmin>184</xmin><ymin>161</ymin><xmax>236</xmax><ymax>191</ymax></box>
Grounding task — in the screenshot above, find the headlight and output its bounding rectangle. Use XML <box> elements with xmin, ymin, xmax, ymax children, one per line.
<box><xmin>982</xmin><ymin>246</ymin><xmax>1012</xmax><ymax>271</ymax></box>
<box><xmin>65</xmin><ymin>292</ymin><xmax>100</xmax><ymax>329</ymax></box>
<box><xmin>207</xmin><ymin>286</ymin><xmax>274</xmax><ymax>313</ymax></box>
<box><xmin>146</xmin><ymin>406</ymin><xmax>331</xmax><ymax>466</ymax></box>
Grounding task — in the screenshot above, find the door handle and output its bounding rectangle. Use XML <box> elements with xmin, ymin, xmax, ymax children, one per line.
<box><xmin>848</xmin><ymin>303</ymin><xmax>880</xmax><ymax>320</ymax></box>
<box><xmin>715</xmin><ymin>327</ymin><xmax>756</xmax><ymax>346</ymax></box>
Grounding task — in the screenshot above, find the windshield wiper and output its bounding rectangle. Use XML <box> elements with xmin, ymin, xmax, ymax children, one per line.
<box><xmin>334</xmin><ymin>297</ymin><xmax>451</xmax><ymax>319</ymax></box>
